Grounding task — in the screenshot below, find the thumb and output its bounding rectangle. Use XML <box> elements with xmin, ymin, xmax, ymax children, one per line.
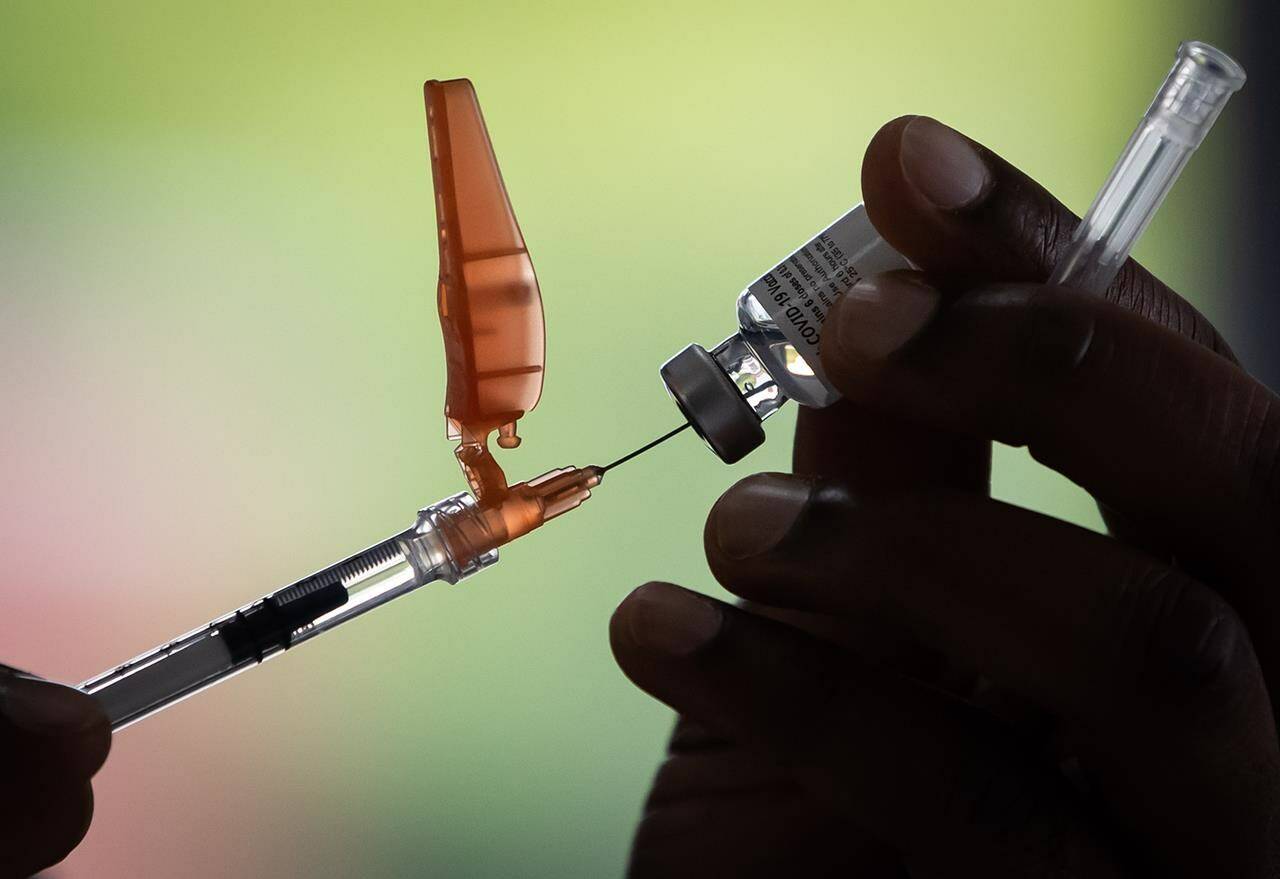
<box><xmin>860</xmin><ymin>114</ymin><xmax>1234</xmax><ymax>360</ymax></box>
<box><xmin>0</xmin><ymin>672</ymin><xmax>111</xmax><ymax>781</ymax></box>
<box><xmin>0</xmin><ymin>671</ymin><xmax>111</xmax><ymax>877</ymax></box>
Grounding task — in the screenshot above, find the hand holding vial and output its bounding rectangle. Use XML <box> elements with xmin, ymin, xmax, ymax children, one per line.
<box><xmin>612</xmin><ymin>71</ymin><xmax>1280</xmax><ymax>879</ymax></box>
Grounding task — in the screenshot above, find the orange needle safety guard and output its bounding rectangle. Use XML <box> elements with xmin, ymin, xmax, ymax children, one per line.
<box><xmin>425</xmin><ymin>79</ymin><xmax>545</xmax><ymax>503</ymax></box>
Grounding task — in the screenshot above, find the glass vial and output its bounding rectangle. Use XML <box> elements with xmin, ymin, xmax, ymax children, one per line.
<box><xmin>661</xmin><ymin>204</ymin><xmax>909</xmax><ymax>463</ymax></box>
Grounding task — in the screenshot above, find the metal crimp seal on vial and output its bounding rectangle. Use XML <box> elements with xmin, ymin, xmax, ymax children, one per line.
<box><xmin>660</xmin><ymin>344</ymin><xmax>766</xmax><ymax>465</ymax></box>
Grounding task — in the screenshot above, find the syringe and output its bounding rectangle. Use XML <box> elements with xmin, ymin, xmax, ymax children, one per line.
<box><xmin>81</xmin><ymin>466</ymin><xmax>601</xmax><ymax>731</ymax></box>
<box><xmin>1049</xmin><ymin>41</ymin><xmax>1246</xmax><ymax>294</ymax></box>
<box><xmin>79</xmin><ymin>73</ymin><xmax>703</xmax><ymax>733</ymax></box>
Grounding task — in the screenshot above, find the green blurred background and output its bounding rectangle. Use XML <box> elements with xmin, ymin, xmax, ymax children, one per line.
<box><xmin>0</xmin><ymin>2</ymin><xmax>1245</xmax><ymax>876</ymax></box>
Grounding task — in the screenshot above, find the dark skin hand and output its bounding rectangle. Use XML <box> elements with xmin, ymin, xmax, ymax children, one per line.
<box><xmin>0</xmin><ymin>666</ymin><xmax>110</xmax><ymax>878</ymax></box>
<box><xmin>612</xmin><ymin>116</ymin><xmax>1280</xmax><ymax>877</ymax></box>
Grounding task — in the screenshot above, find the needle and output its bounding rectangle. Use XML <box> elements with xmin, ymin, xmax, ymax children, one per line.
<box><xmin>599</xmin><ymin>423</ymin><xmax>691</xmax><ymax>474</ymax></box>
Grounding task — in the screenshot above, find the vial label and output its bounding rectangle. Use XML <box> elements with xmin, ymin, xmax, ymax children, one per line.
<box><xmin>746</xmin><ymin>205</ymin><xmax>910</xmax><ymax>386</ymax></box>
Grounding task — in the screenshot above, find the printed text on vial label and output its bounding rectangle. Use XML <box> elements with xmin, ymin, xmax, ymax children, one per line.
<box><xmin>755</xmin><ymin>231</ymin><xmax>864</xmax><ymax>361</ymax></box>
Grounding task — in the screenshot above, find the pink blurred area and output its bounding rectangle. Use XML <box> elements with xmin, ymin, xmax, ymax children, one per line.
<box><xmin>1</xmin><ymin>283</ymin><xmax>343</xmax><ymax>877</ymax></box>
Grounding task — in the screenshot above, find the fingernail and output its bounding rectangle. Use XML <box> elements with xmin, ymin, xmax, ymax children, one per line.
<box><xmin>713</xmin><ymin>473</ymin><xmax>811</xmax><ymax>561</ymax></box>
<box><xmin>830</xmin><ymin>273</ymin><xmax>940</xmax><ymax>361</ymax></box>
<box><xmin>0</xmin><ymin>675</ymin><xmax>101</xmax><ymax>734</ymax></box>
<box><xmin>899</xmin><ymin>116</ymin><xmax>991</xmax><ymax>211</ymax></box>
<box><xmin>627</xmin><ymin>583</ymin><xmax>722</xmax><ymax>657</ymax></box>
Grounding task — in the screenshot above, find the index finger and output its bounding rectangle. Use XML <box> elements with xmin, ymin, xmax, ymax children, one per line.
<box><xmin>819</xmin><ymin>275</ymin><xmax>1280</xmax><ymax>680</ymax></box>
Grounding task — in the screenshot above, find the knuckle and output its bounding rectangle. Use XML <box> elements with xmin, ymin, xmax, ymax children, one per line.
<box><xmin>1113</xmin><ymin>564</ymin><xmax>1257</xmax><ymax>719</ymax></box>
<box><xmin>1028</xmin><ymin>199</ymin><xmax>1069</xmax><ymax>278</ymax></box>
<box><xmin>1022</xmin><ymin>292</ymin><xmax>1101</xmax><ymax>383</ymax></box>
<box><xmin>940</xmin><ymin>741</ymin><xmax>1086</xmax><ymax>864</ymax></box>
<box><xmin>1238</xmin><ymin>384</ymin><xmax>1280</xmax><ymax>523</ymax></box>
<box><xmin>1108</xmin><ymin>260</ymin><xmax>1237</xmax><ymax>361</ymax></box>
<box><xmin>1108</xmin><ymin>260</ymin><xmax>1166</xmax><ymax>325</ymax></box>
<box><xmin>944</xmin><ymin>753</ymin><xmax>1044</xmax><ymax>835</ymax></box>
<box><xmin>1004</xmin><ymin>291</ymin><xmax>1102</xmax><ymax>445</ymax></box>
<box><xmin>806</xmin><ymin>656</ymin><xmax>866</xmax><ymax>730</ymax></box>
<box><xmin>791</xmin><ymin>654</ymin><xmax>895</xmax><ymax>774</ymax></box>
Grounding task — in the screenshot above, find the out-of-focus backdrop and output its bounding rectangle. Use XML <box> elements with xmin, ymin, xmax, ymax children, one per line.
<box><xmin>0</xmin><ymin>2</ymin><xmax>1261</xmax><ymax>876</ymax></box>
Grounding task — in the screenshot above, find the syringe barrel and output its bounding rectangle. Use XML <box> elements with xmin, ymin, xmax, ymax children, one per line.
<box><xmin>1049</xmin><ymin>41</ymin><xmax>1246</xmax><ymax>294</ymax></box>
<box><xmin>81</xmin><ymin>492</ymin><xmax>498</xmax><ymax>731</ymax></box>
<box><xmin>80</xmin><ymin>614</ymin><xmax>258</xmax><ymax>732</ymax></box>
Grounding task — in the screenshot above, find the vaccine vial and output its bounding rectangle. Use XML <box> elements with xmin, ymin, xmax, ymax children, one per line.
<box><xmin>661</xmin><ymin>204</ymin><xmax>910</xmax><ymax>462</ymax></box>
